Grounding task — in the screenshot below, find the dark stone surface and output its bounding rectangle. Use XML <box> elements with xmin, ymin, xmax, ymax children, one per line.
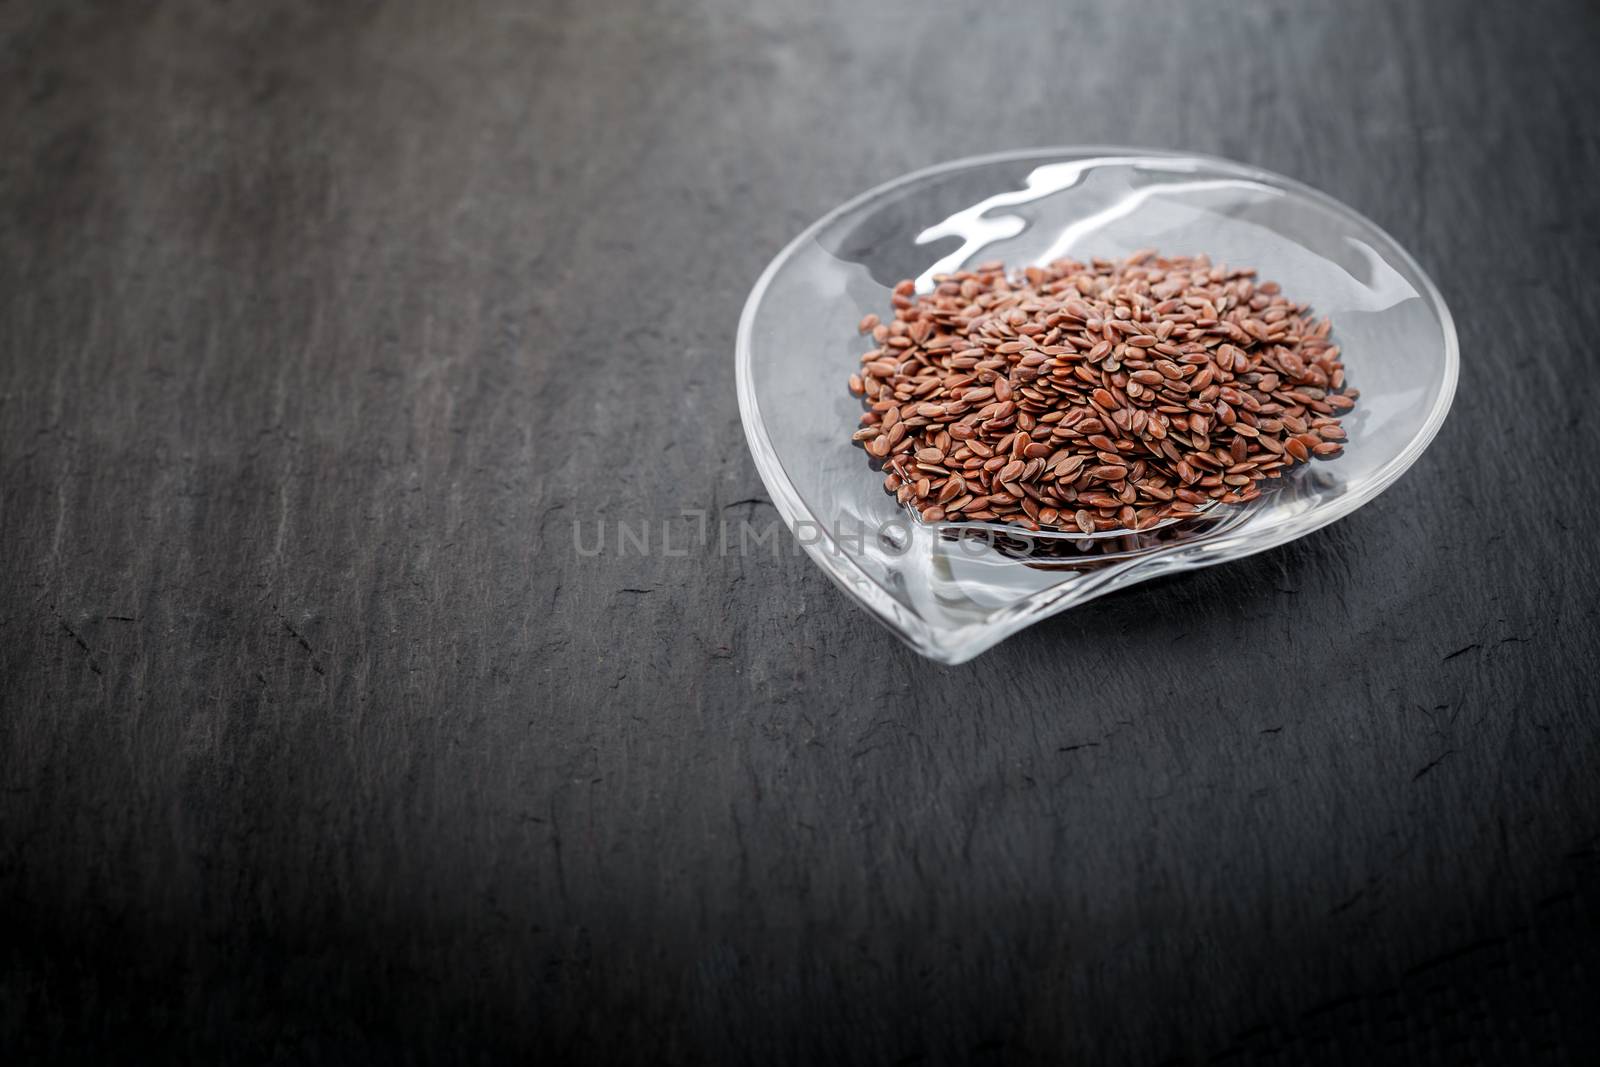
<box><xmin>3</xmin><ymin>1</ymin><xmax>1599</xmax><ymax>1063</ymax></box>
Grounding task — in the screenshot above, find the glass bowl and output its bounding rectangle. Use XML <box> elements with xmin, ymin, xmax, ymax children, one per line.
<box><xmin>736</xmin><ymin>148</ymin><xmax>1457</xmax><ymax>663</ymax></box>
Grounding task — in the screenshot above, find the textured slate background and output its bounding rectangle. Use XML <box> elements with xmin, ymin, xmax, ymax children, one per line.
<box><xmin>4</xmin><ymin>1</ymin><xmax>1599</xmax><ymax>1063</ymax></box>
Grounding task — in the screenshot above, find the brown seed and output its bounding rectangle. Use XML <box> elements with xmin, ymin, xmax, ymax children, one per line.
<box><xmin>1053</xmin><ymin>454</ymin><xmax>1086</xmax><ymax>481</ymax></box>
<box><xmin>858</xmin><ymin>313</ymin><xmax>880</xmax><ymax>335</ymax></box>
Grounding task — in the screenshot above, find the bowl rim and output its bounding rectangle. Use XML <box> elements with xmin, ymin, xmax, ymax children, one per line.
<box><xmin>735</xmin><ymin>145</ymin><xmax>1460</xmax><ymax>662</ymax></box>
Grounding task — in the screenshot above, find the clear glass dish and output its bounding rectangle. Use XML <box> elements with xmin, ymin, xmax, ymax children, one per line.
<box><xmin>736</xmin><ymin>148</ymin><xmax>1458</xmax><ymax>663</ymax></box>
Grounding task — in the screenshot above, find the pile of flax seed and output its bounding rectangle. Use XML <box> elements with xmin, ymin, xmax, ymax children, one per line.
<box><xmin>848</xmin><ymin>251</ymin><xmax>1354</xmax><ymax>533</ymax></box>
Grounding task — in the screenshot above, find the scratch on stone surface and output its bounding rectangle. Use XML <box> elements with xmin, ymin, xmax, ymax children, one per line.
<box><xmin>1260</xmin><ymin>726</ymin><xmax>1283</xmax><ymax>734</ymax></box>
<box><xmin>1331</xmin><ymin>889</ymin><xmax>1365</xmax><ymax>915</ymax></box>
<box><xmin>720</xmin><ymin>497</ymin><xmax>771</xmax><ymax>511</ymax></box>
<box><xmin>1412</xmin><ymin>749</ymin><xmax>1457</xmax><ymax>781</ymax></box>
<box><xmin>1404</xmin><ymin>935</ymin><xmax>1506</xmax><ymax>977</ymax></box>
<box><xmin>58</xmin><ymin>618</ymin><xmax>102</xmax><ymax>675</ymax></box>
<box><xmin>618</xmin><ymin>587</ymin><xmax>653</xmax><ymax>594</ymax></box>
<box><xmin>851</xmin><ymin>718</ymin><xmax>919</xmax><ymax>761</ymax></box>
<box><xmin>279</xmin><ymin>617</ymin><xmax>325</xmax><ymax>675</ymax></box>
<box><xmin>1058</xmin><ymin>742</ymin><xmax>1100</xmax><ymax>753</ymax></box>
<box><xmin>535</xmin><ymin>501</ymin><xmax>567</xmax><ymax>552</ymax></box>
<box><xmin>1443</xmin><ymin>643</ymin><xmax>1480</xmax><ymax>661</ymax></box>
